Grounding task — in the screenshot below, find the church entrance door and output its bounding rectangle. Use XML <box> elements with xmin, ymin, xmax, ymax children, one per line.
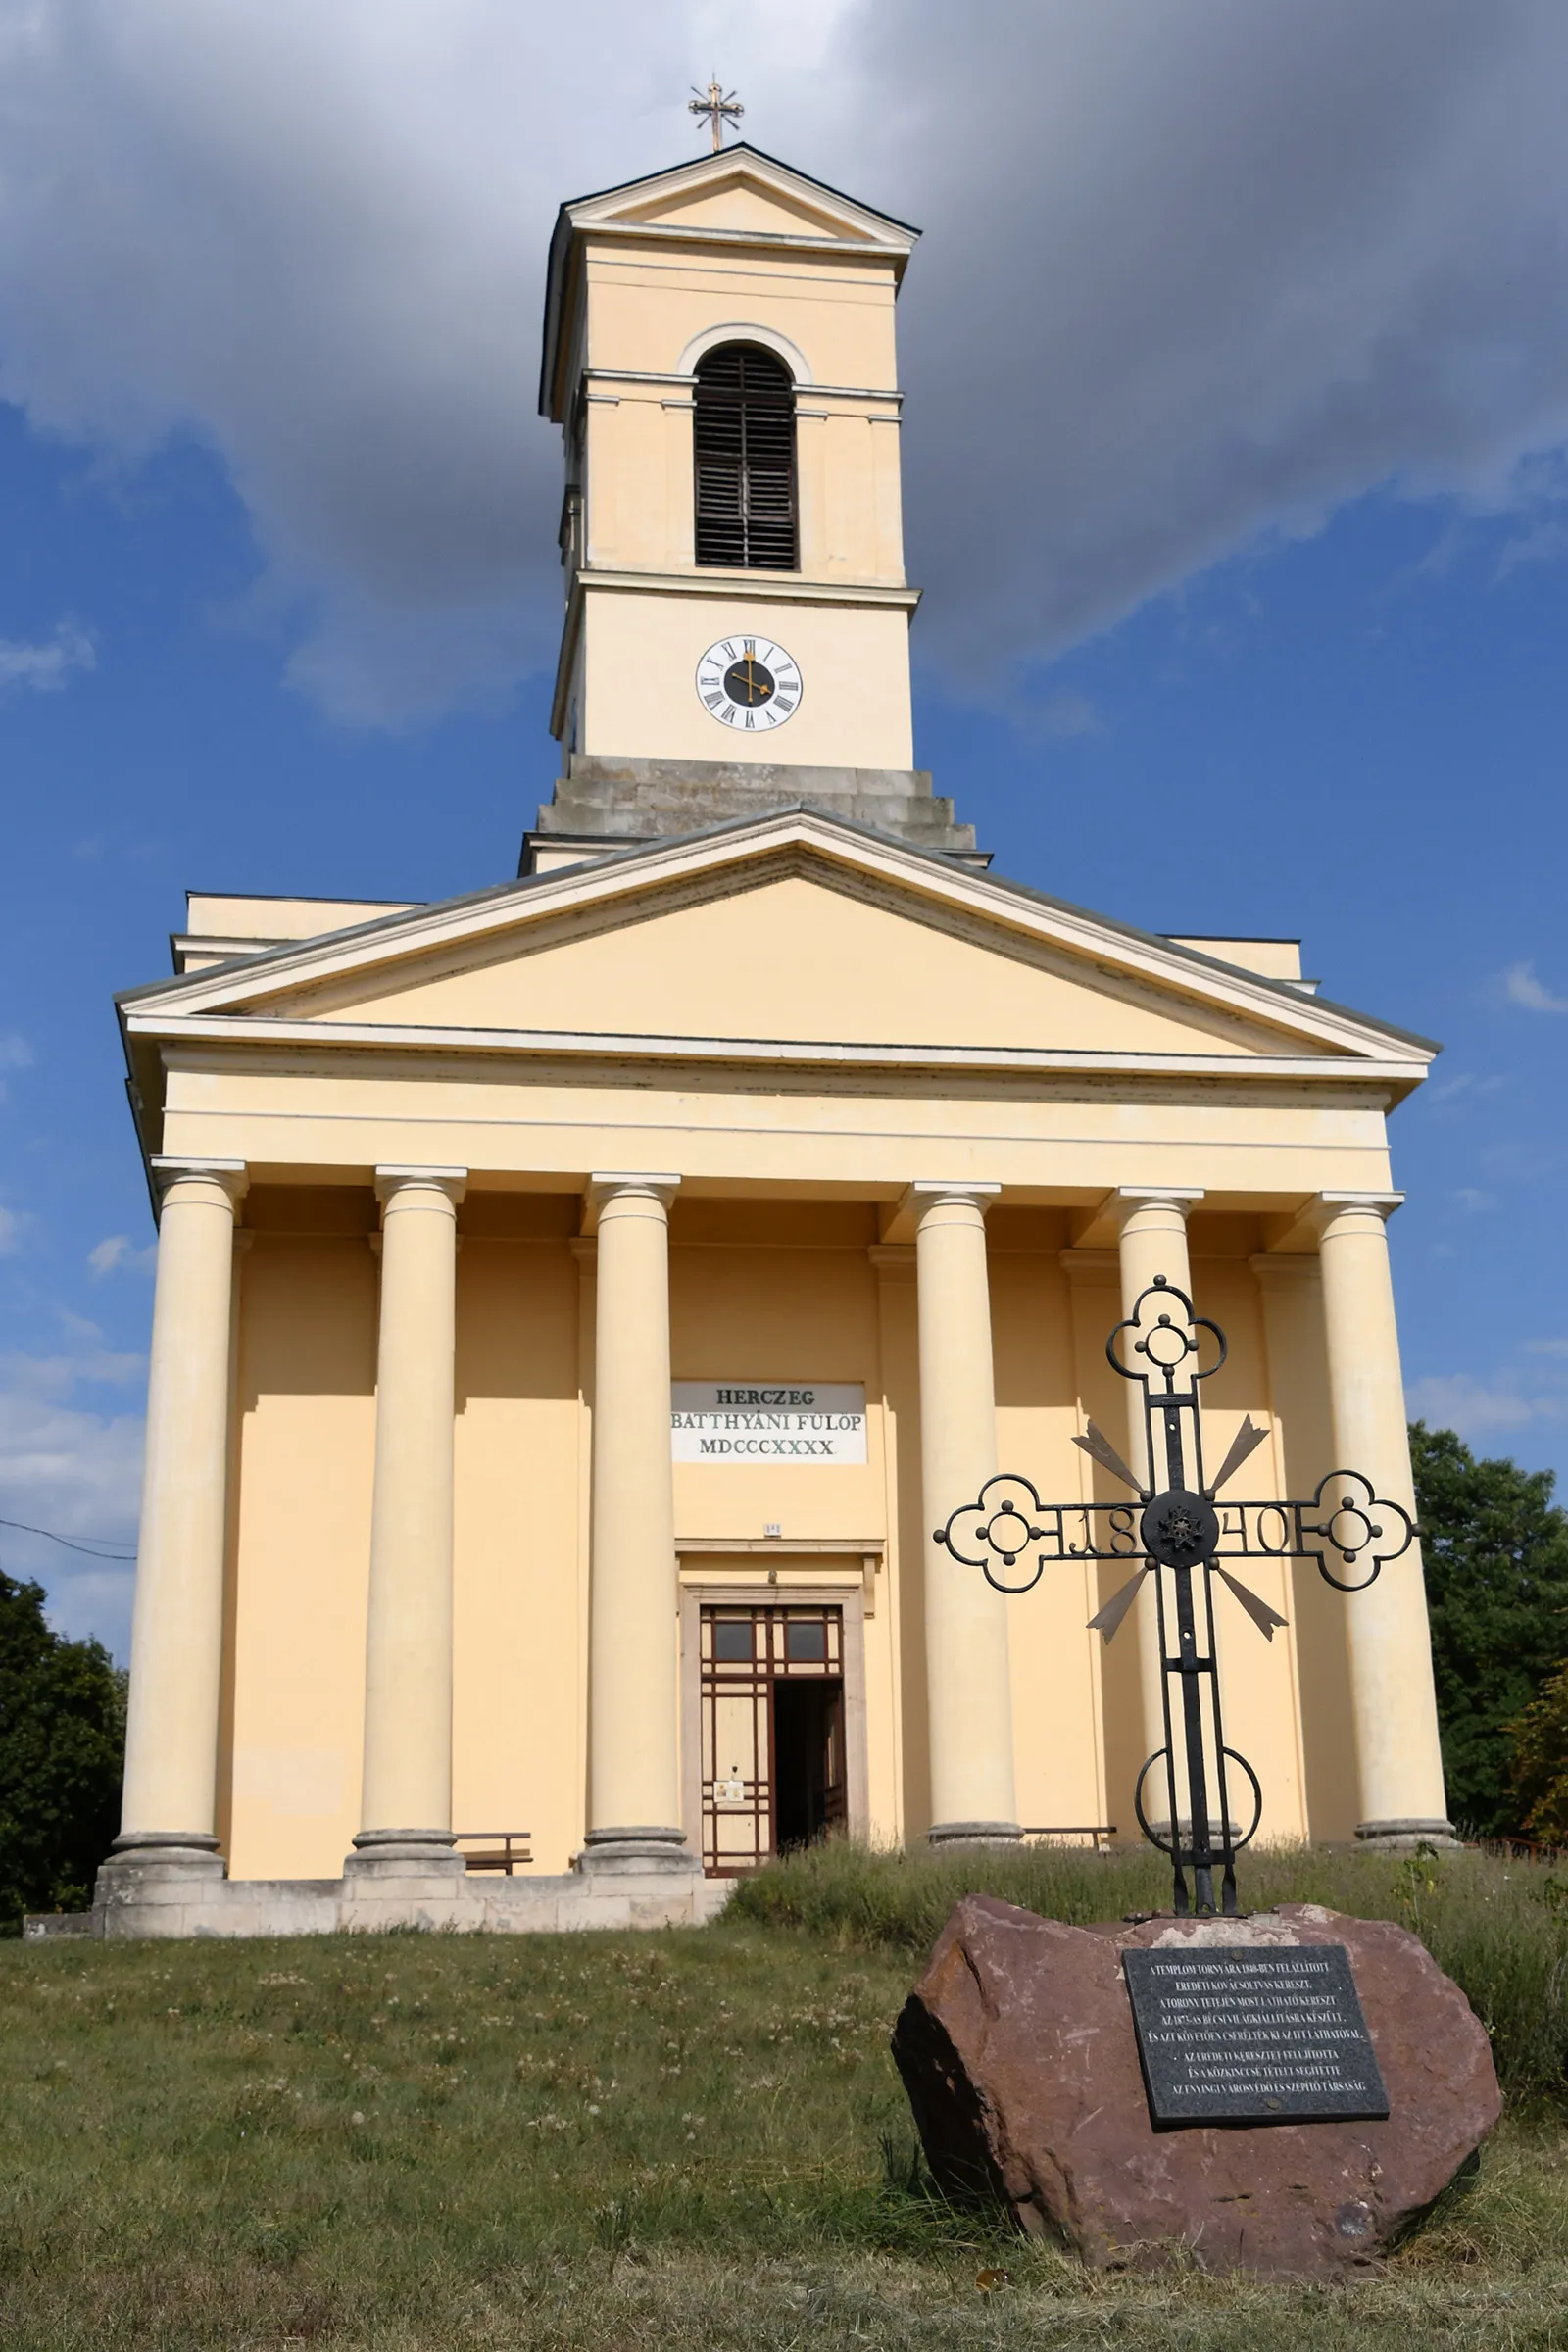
<box><xmin>699</xmin><ymin>1604</ymin><xmax>847</xmax><ymax>1876</ymax></box>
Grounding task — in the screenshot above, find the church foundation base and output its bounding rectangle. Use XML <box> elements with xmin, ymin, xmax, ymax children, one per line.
<box><xmin>61</xmin><ymin>1862</ymin><xmax>732</xmax><ymax>1941</ymax></box>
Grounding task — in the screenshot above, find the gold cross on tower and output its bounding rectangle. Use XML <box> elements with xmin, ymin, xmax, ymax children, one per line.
<box><xmin>689</xmin><ymin>75</ymin><xmax>743</xmax><ymax>153</ymax></box>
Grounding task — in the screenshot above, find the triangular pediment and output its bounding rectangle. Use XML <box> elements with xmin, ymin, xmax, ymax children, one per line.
<box><xmin>613</xmin><ymin>171</ymin><xmax>873</xmax><ymax>244</ymax></box>
<box><xmin>564</xmin><ymin>145</ymin><xmax>917</xmax><ymax>253</ymax></box>
<box><xmin>122</xmin><ymin>811</ymin><xmax>1436</xmax><ymax>1089</ymax></box>
<box><xmin>541</xmin><ymin>147</ymin><xmax>918</xmax><ymax>419</ymax></box>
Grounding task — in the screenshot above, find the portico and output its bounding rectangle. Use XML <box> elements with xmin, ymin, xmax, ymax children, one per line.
<box><xmin>92</xmin><ymin>801</ymin><xmax>1451</xmax><ymax>1937</ymax></box>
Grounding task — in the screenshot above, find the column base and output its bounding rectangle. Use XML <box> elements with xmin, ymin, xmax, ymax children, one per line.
<box><xmin>576</xmin><ymin>1827</ymin><xmax>700</xmax><ymax>1877</ymax></box>
<box><xmin>94</xmin><ymin>1833</ymin><xmax>226</xmax><ymax>1929</ymax></box>
<box><xmin>927</xmin><ymin>1821</ymin><xmax>1024</xmax><ymax>1848</ymax></box>
<box><xmin>344</xmin><ymin>1829</ymin><xmax>466</xmax><ymax>1880</ymax></box>
<box><xmin>97</xmin><ymin>1831</ymin><xmax>227</xmax><ymax>1889</ymax></box>
<box><xmin>1355</xmin><ymin>1818</ymin><xmax>1461</xmax><ymax>1851</ymax></box>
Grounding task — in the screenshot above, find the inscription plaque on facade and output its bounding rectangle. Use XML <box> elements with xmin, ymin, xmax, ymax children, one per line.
<box><xmin>1122</xmin><ymin>1945</ymin><xmax>1390</xmax><ymax>2126</ymax></box>
<box><xmin>671</xmin><ymin>1382</ymin><xmax>867</xmax><ymax>1462</ymax></box>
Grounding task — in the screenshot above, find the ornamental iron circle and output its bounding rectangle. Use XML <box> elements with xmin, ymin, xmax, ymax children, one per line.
<box><xmin>1140</xmin><ymin>1488</ymin><xmax>1220</xmax><ymax>1569</ymax></box>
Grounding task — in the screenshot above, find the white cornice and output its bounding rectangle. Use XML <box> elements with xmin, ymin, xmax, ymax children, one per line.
<box><xmin>584</xmin><ymin>366</ymin><xmax>902</xmax><ymax>406</ymax></box>
<box><xmin>126</xmin><ymin>1011</ymin><xmax>1425</xmax><ymax>1095</ymax></box>
<box><xmin>571</xmin><ymin>567</ymin><xmax>918</xmax><ymax>608</ymax></box>
<box><xmin>579</xmin><ymin>219</ymin><xmax>910</xmax><ymax>262</ymax></box>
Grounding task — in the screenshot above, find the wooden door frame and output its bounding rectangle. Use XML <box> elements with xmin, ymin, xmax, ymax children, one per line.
<box><xmin>678</xmin><ymin>1566</ymin><xmax>871</xmax><ymax>1865</ymax></box>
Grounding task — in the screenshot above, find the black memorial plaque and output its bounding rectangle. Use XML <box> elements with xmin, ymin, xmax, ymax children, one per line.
<box><xmin>1121</xmin><ymin>1944</ymin><xmax>1390</xmax><ymax>2127</ymax></box>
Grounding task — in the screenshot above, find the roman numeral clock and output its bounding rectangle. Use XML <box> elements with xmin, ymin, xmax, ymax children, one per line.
<box><xmin>696</xmin><ymin>637</ymin><xmax>803</xmax><ymax>732</ymax></box>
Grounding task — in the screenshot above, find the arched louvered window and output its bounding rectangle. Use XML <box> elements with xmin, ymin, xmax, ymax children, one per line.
<box><xmin>693</xmin><ymin>343</ymin><xmax>798</xmax><ymax>570</ymax></box>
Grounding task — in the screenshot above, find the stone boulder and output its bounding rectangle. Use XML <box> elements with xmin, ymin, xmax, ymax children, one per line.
<box><xmin>892</xmin><ymin>1896</ymin><xmax>1500</xmax><ymax>2276</ymax></box>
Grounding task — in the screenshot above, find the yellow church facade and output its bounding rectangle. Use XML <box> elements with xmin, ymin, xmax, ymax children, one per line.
<box><xmin>95</xmin><ymin>147</ymin><xmax>1451</xmax><ymax>1936</ymax></box>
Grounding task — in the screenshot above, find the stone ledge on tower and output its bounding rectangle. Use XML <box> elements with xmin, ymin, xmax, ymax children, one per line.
<box><xmin>522</xmin><ymin>753</ymin><xmax>989</xmax><ymax>876</ymax></box>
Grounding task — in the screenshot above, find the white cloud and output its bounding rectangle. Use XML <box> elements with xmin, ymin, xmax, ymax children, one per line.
<box><xmin>0</xmin><ymin>1328</ymin><xmax>147</xmax><ymax>1398</ymax></box>
<box><xmin>1452</xmin><ymin>1187</ymin><xmax>1498</xmax><ymax>1213</ymax></box>
<box><xmin>1425</xmin><ymin>1071</ymin><xmax>1509</xmax><ymax>1114</ymax></box>
<box><xmin>0</xmin><ymin>620</ymin><xmax>94</xmax><ymax>694</ymax></box>
<box><xmin>1405</xmin><ymin>1372</ymin><xmax>1560</xmax><ymax>1437</ymax></box>
<box><xmin>1501</xmin><ymin>959</ymin><xmax>1568</xmax><ymax>1011</ymax></box>
<box><xmin>87</xmin><ymin>1233</ymin><xmax>157</xmax><ymax>1278</ymax></box>
<box><xmin>0</xmin><ymin>1033</ymin><xmax>31</xmax><ymax>1072</ymax></box>
<box><xmin>1031</xmin><ymin>691</ymin><xmax>1101</xmax><ymax>741</ymax></box>
<box><xmin>3</xmin><ymin>6</ymin><xmax>1568</xmax><ymax>716</ymax></box>
<box><xmin>0</xmin><ymin>1204</ymin><xmax>23</xmax><ymax>1256</ymax></box>
<box><xmin>0</xmin><ymin>1379</ymin><xmax>142</xmax><ymax>1657</ymax></box>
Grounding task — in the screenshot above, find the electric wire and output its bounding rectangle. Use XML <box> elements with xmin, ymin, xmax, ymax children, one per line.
<box><xmin>0</xmin><ymin>1515</ymin><xmax>136</xmax><ymax>1561</ymax></box>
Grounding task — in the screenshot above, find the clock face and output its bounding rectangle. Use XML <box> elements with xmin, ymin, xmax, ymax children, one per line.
<box><xmin>695</xmin><ymin>636</ymin><xmax>802</xmax><ymax>732</ymax></box>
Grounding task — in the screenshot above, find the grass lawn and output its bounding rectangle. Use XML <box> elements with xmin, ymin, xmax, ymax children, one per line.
<box><xmin>3</xmin><ymin>1850</ymin><xmax>1567</xmax><ymax>2348</ymax></box>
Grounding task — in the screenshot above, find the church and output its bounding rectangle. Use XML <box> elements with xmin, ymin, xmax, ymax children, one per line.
<box><xmin>96</xmin><ymin>141</ymin><xmax>1452</xmax><ymax>1936</ymax></box>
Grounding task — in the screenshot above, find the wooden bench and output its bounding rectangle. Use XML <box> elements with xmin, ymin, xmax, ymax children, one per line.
<box><xmin>1021</xmin><ymin>1825</ymin><xmax>1117</xmax><ymax>1852</ymax></box>
<box><xmin>455</xmin><ymin>1831</ymin><xmax>533</xmax><ymax>1874</ymax></box>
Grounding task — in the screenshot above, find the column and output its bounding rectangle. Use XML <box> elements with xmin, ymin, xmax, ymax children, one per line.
<box><xmin>349</xmin><ymin>1166</ymin><xmax>466</xmax><ymax>1877</ymax></box>
<box><xmin>912</xmin><ymin>1181</ymin><xmax>1020</xmax><ymax>1843</ymax></box>
<box><xmin>1315</xmin><ymin>1193</ymin><xmax>1453</xmax><ymax>1845</ymax></box>
<box><xmin>1112</xmin><ymin>1188</ymin><xmax>1203</xmax><ymax>1801</ymax></box>
<box><xmin>111</xmin><ymin>1157</ymin><xmax>248</xmax><ymax>1881</ymax></box>
<box><xmin>582</xmin><ymin>1173</ymin><xmax>692</xmax><ymax>1872</ymax></box>
<box><xmin>1250</xmin><ymin>1252</ymin><xmax>1359</xmax><ymax>1841</ymax></box>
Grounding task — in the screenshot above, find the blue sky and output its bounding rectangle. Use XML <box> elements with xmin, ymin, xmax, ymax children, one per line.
<box><xmin>5</xmin><ymin>1</ymin><xmax>1568</xmax><ymax>1657</ymax></box>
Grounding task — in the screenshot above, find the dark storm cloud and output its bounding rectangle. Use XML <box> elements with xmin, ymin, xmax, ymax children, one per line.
<box><xmin>851</xmin><ymin>0</ymin><xmax>1568</xmax><ymax>678</ymax></box>
<box><xmin>1</xmin><ymin>0</ymin><xmax>1566</xmax><ymax>719</ymax></box>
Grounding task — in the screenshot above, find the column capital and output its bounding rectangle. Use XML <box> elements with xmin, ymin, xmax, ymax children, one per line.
<box><xmin>374</xmin><ymin>1164</ymin><xmax>467</xmax><ymax>1208</ymax></box>
<box><xmin>898</xmin><ymin>1178</ymin><xmax>1002</xmax><ymax>1230</ymax></box>
<box><xmin>1313</xmin><ymin>1190</ymin><xmax>1404</xmax><ymax>1226</ymax></box>
<box><xmin>1112</xmin><ymin>1184</ymin><xmax>1203</xmax><ymax>1219</ymax></box>
<box><xmin>906</xmin><ymin>1179</ymin><xmax>1001</xmax><ymax>1204</ymax></box>
<box><xmin>150</xmin><ymin>1155</ymin><xmax>248</xmax><ymax>1207</ymax></box>
<box><xmin>583</xmin><ymin>1172</ymin><xmax>680</xmax><ymax>1229</ymax></box>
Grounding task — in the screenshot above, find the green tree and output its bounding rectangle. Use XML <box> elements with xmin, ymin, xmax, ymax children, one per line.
<box><xmin>1409</xmin><ymin>1421</ymin><xmax>1568</xmax><ymax>1837</ymax></box>
<box><xmin>1509</xmin><ymin>1662</ymin><xmax>1568</xmax><ymax>1844</ymax></box>
<box><xmin>0</xmin><ymin>1572</ymin><xmax>124</xmax><ymax>1933</ymax></box>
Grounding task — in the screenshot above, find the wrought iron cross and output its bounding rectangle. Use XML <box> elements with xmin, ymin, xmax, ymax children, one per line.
<box><xmin>935</xmin><ymin>1275</ymin><xmax>1418</xmax><ymax>1918</ymax></box>
<box><xmin>689</xmin><ymin>75</ymin><xmax>744</xmax><ymax>152</ymax></box>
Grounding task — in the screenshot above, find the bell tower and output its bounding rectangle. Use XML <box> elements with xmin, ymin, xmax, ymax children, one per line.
<box><xmin>529</xmin><ymin>144</ymin><xmax>980</xmax><ymax>865</ymax></box>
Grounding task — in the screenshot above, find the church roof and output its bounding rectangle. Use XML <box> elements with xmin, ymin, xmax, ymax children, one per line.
<box><xmin>118</xmin><ymin>801</ymin><xmax>1440</xmax><ymax>1063</ymax></box>
<box><xmin>539</xmin><ymin>143</ymin><xmax>920</xmax><ymax>419</ymax></box>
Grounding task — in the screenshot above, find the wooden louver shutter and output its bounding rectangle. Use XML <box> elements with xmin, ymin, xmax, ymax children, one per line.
<box><xmin>694</xmin><ymin>345</ymin><xmax>797</xmax><ymax>570</ymax></box>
